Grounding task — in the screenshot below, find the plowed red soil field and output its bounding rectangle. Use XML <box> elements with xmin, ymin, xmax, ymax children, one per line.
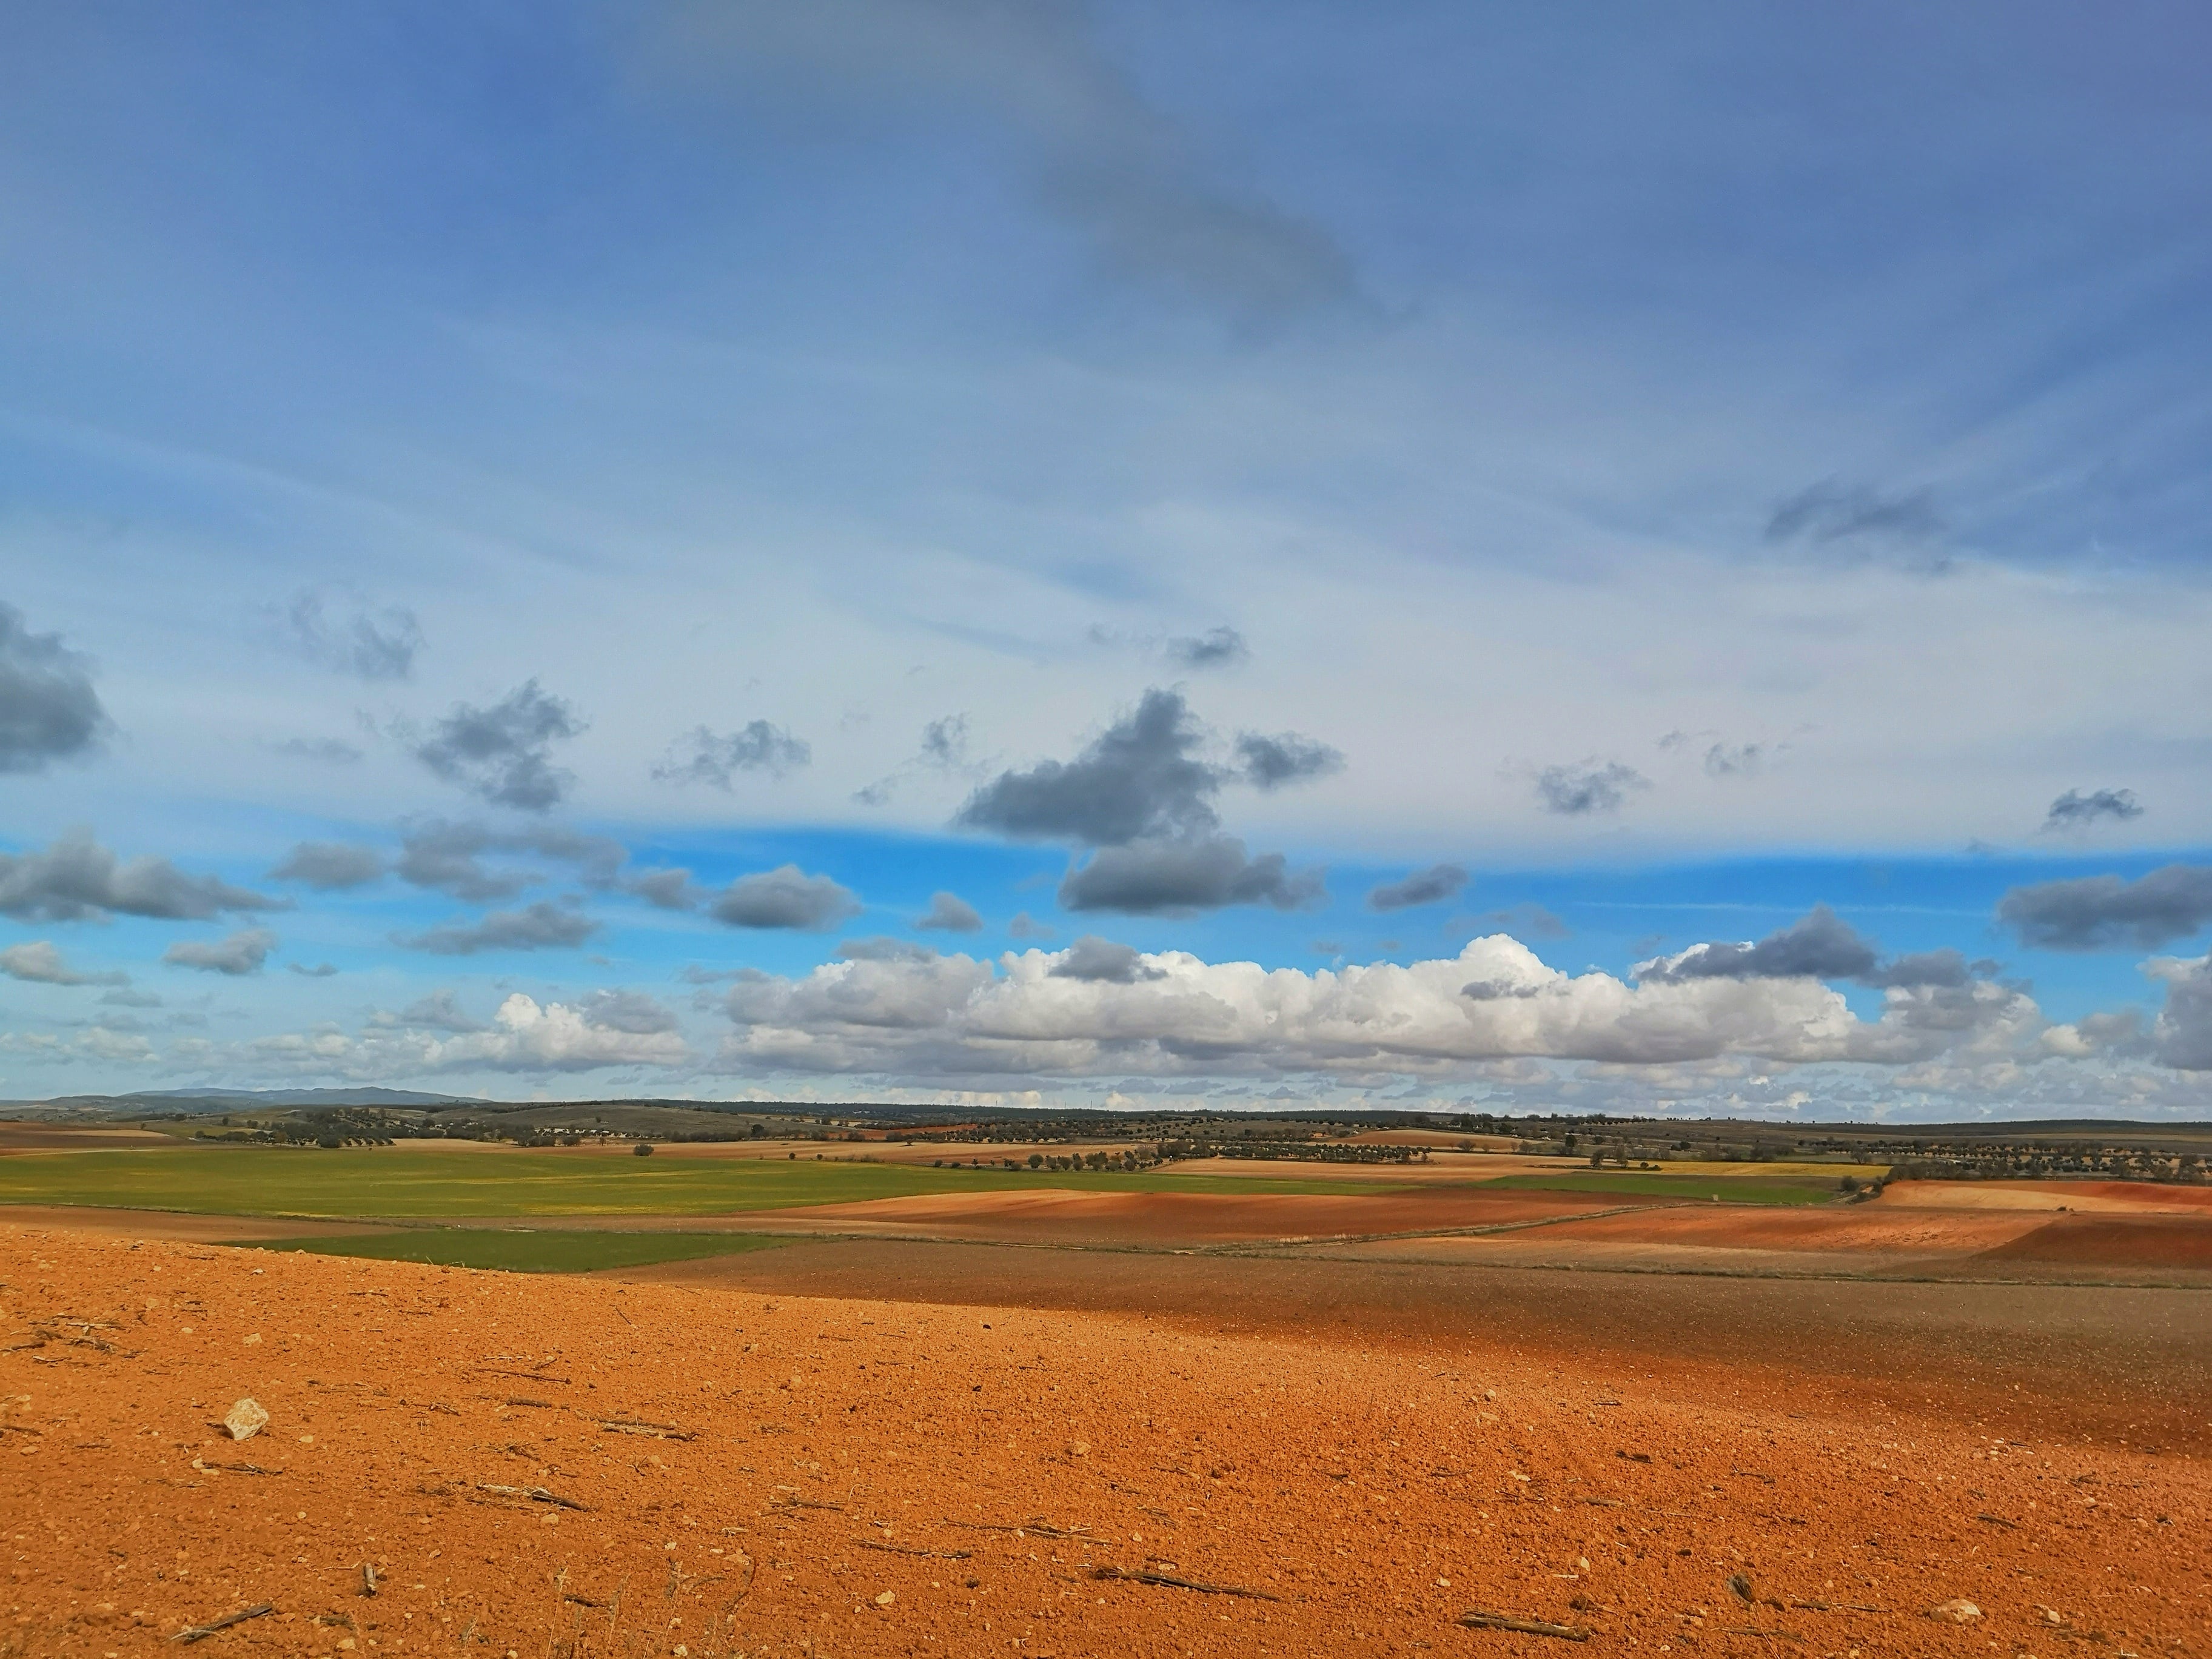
<box><xmin>745</xmin><ymin>1187</ymin><xmax>1637</xmax><ymax>1245</ymax></box>
<box><xmin>6</xmin><ymin>1225</ymin><xmax>2207</xmax><ymax>1658</ymax></box>
<box><xmin>1974</xmin><ymin>1213</ymin><xmax>2212</xmax><ymax>1270</ymax></box>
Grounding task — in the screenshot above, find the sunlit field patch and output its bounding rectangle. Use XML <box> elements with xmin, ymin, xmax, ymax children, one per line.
<box><xmin>0</xmin><ymin>1145</ymin><xmax>1388</xmax><ymax>1218</ymax></box>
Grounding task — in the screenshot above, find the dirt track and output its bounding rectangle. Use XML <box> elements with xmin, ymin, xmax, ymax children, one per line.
<box><xmin>5</xmin><ymin>1224</ymin><xmax>2205</xmax><ymax>1658</ymax></box>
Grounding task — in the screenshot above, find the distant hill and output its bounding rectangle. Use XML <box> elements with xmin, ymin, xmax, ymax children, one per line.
<box><xmin>12</xmin><ymin>1088</ymin><xmax>480</xmax><ymax>1114</ymax></box>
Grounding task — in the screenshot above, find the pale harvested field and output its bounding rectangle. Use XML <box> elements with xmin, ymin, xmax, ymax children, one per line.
<box><xmin>1885</xmin><ymin>1178</ymin><xmax>2212</xmax><ymax>1213</ymax></box>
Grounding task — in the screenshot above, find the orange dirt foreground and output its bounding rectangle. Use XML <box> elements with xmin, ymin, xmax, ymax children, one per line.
<box><xmin>4</xmin><ymin>1227</ymin><xmax>2207</xmax><ymax>1658</ymax></box>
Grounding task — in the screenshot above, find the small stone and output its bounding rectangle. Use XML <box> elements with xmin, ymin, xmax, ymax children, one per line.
<box><xmin>1928</xmin><ymin>1599</ymin><xmax>1982</xmax><ymax>1624</ymax></box>
<box><xmin>1066</xmin><ymin>1441</ymin><xmax>1090</xmax><ymax>1459</ymax></box>
<box><xmin>224</xmin><ymin>1398</ymin><xmax>269</xmax><ymax>1442</ymax></box>
<box><xmin>874</xmin><ymin>1591</ymin><xmax>895</xmax><ymax>1607</ymax></box>
<box><xmin>241</xmin><ymin>1333</ymin><xmax>261</xmax><ymax>1346</ymax></box>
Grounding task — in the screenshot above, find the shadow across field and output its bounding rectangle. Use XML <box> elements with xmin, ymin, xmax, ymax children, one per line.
<box><xmin>617</xmin><ymin>1236</ymin><xmax>2212</xmax><ymax>1453</ymax></box>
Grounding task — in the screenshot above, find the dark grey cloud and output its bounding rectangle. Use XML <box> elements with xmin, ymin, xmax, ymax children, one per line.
<box><xmin>673</xmin><ymin>3</ymin><xmax>1360</xmax><ymax>325</ymax></box>
<box><xmin>397</xmin><ymin>821</ymin><xmax>528</xmax><ymax>903</ymax></box>
<box><xmin>1165</xmin><ymin>627</ymin><xmax>1248</xmax><ymax>669</ymax></box>
<box><xmin>163</xmin><ymin>927</ymin><xmax>278</xmax><ymax>976</ymax></box>
<box><xmin>2042</xmin><ymin>788</ymin><xmax>2143</xmax><ymax>833</ymax></box>
<box><xmin>837</xmin><ymin>936</ymin><xmax>940</xmax><ymax>963</ymax></box>
<box><xmin>0</xmin><ymin>602</ymin><xmax>108</xmax><ymax>773</ymax></box>
<box><xmin>960</xmin><ymin>688</ymin><xmax>1337</xmax><ymax>853</ymax></box>
<box><xmin>857</xmin><ymin>715</ymin><xmax>974</xmax><ymax>808</ymax></box>
<box><xmin>2150</xmin><ymin>959</ymin><xmax>2212</xmax><ymax>1070</ymax></box>
<box><xmin>272</xmin><ymin>736</ymin><xmax>364</xmax><ymax>765</ymax></box>
<box><xmin>1059</xmin><ymin>836</ymin><xmax>1323</xmax><ymax>916</ymax></box>
<box><xmin>583</xmin><ymin>989</ymin><xmax>682</xmax><ymax>1034</ymax></box>
<box><xmin>101</xmin><ymin>987</ymin><xmax>161</xmax><ymax>1009</ymax></box>
<box><xmin>287</xmin><ymin>961</ymin><xmax>339</xmax><ymax>978</ymax></box>
<box><xmin>915</xmin><ymin>891</ymin><xmax>984</xmax><ymax>933</ymax></box>
<box><xmin>1765</xmin><ymin>481</ymin><xmax>1948</xmax><ymax>569</ymax></box>
<box><xmin>1643</xmin><ymin>907</ymin><xmax>1974</xmax><ymax>990</ymax></box>
<box><xmin>678</xmin><ymin>964</ymin><xmax>751</xmax><ymax>986</ymax></box>
<box><xmin>708</xmin><ymin>865</ymin><xmax>861</xmax><ymax>931</ymax></box>
<box><xmin>394</xmin><ymin>820</ymin><xmax>624</xmax><ymax>903</ymax></box>
<box><xmin>1997</xmin><ymin>865</ymin><xmax>2212</xmax><ymax>952</ymax></box>
<box><xmin>394</xmin><ymin>988</ymin><xmax>483</xmax><ymax>1032</ymax></box>
<box><xmin>0</xmin><ymin>828</ymin><xmax>280</xmax><ymax>922</ymax></box>
<box><xmin>1657</xmin><ymin>730</ymin><xmax>1777</xmax><ymax>779</ymax></box>
<box><xmin>1050</xmin><ymin>935</ymin><xmax>1164</xmax><ymax>984</ymax></box>
<box><xmin>270</xmin><ymin>841</ymin><xmax>386</xmax><ymax>891</ymax></box>
<box><xmin>959</xmin><ymin>687</ymin><xmax>1220</xmax><ymax>845</ymax></box>
<box><xmin>919</xmin><ymin>714</ymin><xmax>970</xmax><ymax>767</ymax></box>
<box><xmin>1235</xmin><ymin>730</ymin><xmax>1343</xmax><ymax>791</ymax></box>
<box><xmin>278</xmin><ymin>589</ymin><xmax>422</xmax><ymax>681</ymax></box>
<box><xmin>1863</xmin><ymin>948</ymin><xmax>1974</xmax><ymax>990</ymax></box>
<box><xmin>623</xmin><ymin>868</ymin><xmax>703</xmax><ymax>911</ymax></box>
<box><xmin>1367</xmin><ymin>863</ymin><xmax>1467</xmax><ymax>912</ymax></box>
<box><xmin>1535</xmin><ymin>760</ymin><xmax>1648</xmax><ymax>816</ymax></box>
<box><xmin>959</xmin><ymin>691</ymin><xmax>1326</xmax><ymax>914</ymax></box>
<box><xmin>401</xmin><ymin>902</ymin><xmax>599</xmax><ymax>956</ymax></box>
<box><xmin>1484</xmin><ymin>905</ymin><xmax>1570</xmax><ymax>941</ymax></box>
<box><xmin>1646</xmin><ymin>906</ymin><xmax>1876</xmax><ymax>983</ymax></box>
<box><xmin>653</xmin><ymin>720</ymin><xmax>811</xmax><ymax>788</ymax></box>
<box><xmin>1461</xmin><ymin>977</ymin><xmax>1543</xmax><ymax>1002</ymax></box>
<box><xmin>412</xmin><ymin>680</ymin><xmax>583</xmax><ymax>812</ymax></box>
<box><xmin>0</xmin><ymin>940</ymin><xmax>127</xmax><ymax>987</ymax></box>
<box><xmin>1007</xmin><ymin>911</ymin><xmax>1054</xmax><ymax>940</ymax></box>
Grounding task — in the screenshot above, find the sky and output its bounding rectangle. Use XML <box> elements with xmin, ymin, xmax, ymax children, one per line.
<box><xmin>4</xmin><ymin>2</ymin><xmax>2212</xmax><ymax>1118</ymax></box>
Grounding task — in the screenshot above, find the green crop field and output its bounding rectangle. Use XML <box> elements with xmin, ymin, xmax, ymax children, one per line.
<box><xmin>233</xmin><ymin>1228</ymin><xmax>792</xmax><ymax>1273</ymax></box>
<box><xmin>0</xmin><ymin>1145</ymin><xmax>1389</xmax><ymax>1218</ymax></box>
<box><xmin>1478</xmin><ymin>1171</ymin><xmax>1854</xmax><ymax>1206</ymax></box>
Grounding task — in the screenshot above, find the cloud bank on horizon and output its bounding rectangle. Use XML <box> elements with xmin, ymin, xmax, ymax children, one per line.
<box><xmin>3</xmin><ymin>3</ymin><xmax>2211</xmax><ymax>1118</ymax></box>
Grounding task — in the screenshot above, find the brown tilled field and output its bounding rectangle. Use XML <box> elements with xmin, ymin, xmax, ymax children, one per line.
<box><xmin>4</xmin><ymin>1223</ymin><xmax>2208</xmax><ymax>1659</ymax></box>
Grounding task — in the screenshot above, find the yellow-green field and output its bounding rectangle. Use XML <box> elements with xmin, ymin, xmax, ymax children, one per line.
<box><xmin>0</xmin><ymin>1144</ymin><xmax>1389</xmax><ymax>1218</ymax></box>
<box><xmin>1476</xmin><ymin>1170</ymin><xmax>1869</xmax><ymax>1206</ymax></box>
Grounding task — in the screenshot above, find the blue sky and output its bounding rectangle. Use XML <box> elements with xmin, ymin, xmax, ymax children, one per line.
<box><xmin>4</xmin><ymin>2</ymin><xmax>2211</xmax><ymax>1116</ymax></box>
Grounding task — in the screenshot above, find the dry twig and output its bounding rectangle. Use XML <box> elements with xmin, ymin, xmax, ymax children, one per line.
<box><xmin>1458</xmin><ymin>1609</ymin><xmax>1587</xmax><ymax>1640</ymax></box>
<box><xmin>173</xmin><ymin>1603</ymin><xmax>274</xmax><ymax>1643</ymax></box>
<box><xmin>597</xmin><ymin>1418</ymin><xmax>695</xmax><ymax>1441</ymax></box>
<box><xmin>475</xmin><ymin>1481</ymin><xmax>589</xmax><ymax>1511</ymax></box>
<box><xmin>1092</xmin><ymin>1565</ymin><xmax>1281</xmax><ymax>1601</ymax></box>
<box><xmin>854</xmin><ymin>1538</ymin><xmax>971</xmax><ymax>1560</ymax></box>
